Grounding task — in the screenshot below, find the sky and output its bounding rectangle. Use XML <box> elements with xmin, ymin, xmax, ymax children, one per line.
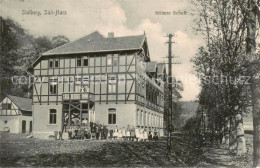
<box><xmin>1</xmin><ymin>0</ymin><xmax>203</xmax><ymax>101</ymax></box>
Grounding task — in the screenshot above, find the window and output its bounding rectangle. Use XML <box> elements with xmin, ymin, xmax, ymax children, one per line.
<box><xmin>108</xmin><ymin>108</ymin><xmax>116</xmax><ymax>124</ymax></box>
<box><xmin>77</xmin><ymin>57</ymin><xmax>82</xmax><ymax>66</ymax></box>
<box><xmin>50</xmin><ymin>78</ymin><xmax>57</xmax><ymax>95</ymax></box>
<box><xmin>140</xmin><ymin>111</ymin><xmax>143</xmax><ymax>126</ymax></box>
<box><xmin>107</xmin><ymin>57</ymin><xmax>112</xmax><ymax>65</ymax></box>
<box><xmin>148</xmin><ymin>113</ymin><xmax>150</xmax><ymax>127</ymax></box>
<box><xmin>2</xmin><ymin>103</ymin><xmax>11</xmax><ymax>110</ymax></box>
<box><xmin>113</xmin><ymin>56</ymin><xmax>118</xmax><ymax>66</ymax></box>
<box><xmin>49</xmin><ymin>60</ymin><xmax>53</xmax><ymax>68</ymax></box>
<box><xmin>4</xmin><ymin>120</ymin><xmax>7</xmax><ymax>124</ymax></box>
<box><xmin>55</xmin><ymin>60</ymin><xmax>59</xmax><ymax>67</ymax></box>
<box><xmin>107</xmin><ymin>54</ymin><xmax>118</xmax><ymax>66</ymax></box>
<box><xmin>49</xmin><ymin>109</ymin><xmax>57</xmax><ymax>124</ymax></box>
<box><xmin>144</xmin><ymin>112</ymin><xmax>146</xmax><ymax>126</ymax></box>
<box><xmin>50</xmin><ymin>85</ymin><xmax>57</xmax><ymax>94</ymax></box>
<box><xmin>136</xmin><ymin>110</ymin><xmax>139</xmax><ymax>126</ymax></box>
<box><xmin>84</xmin><ymin>58</ymin><xmax>88</xmax><ymax>66</ymax></box>
<box><xmin>108</xmin><ymin>76</ymin><xmax>116</xmax><ymax>93</ymax></box>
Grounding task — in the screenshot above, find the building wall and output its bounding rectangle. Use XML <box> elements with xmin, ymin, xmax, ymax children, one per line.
<box><xmin>0</xmin><ymin>116</ymin><xmax>20</xmax><ymax>133</ymax></box>
<box><xmin>19</xmin><ymin>115</ymin><xmax>33</xmax><ymax>133</ymax></box>
<box><xmin>0</xmin><ymin>97</ymin><xmax>32</xmax><ymax>133</ymax></box>
<box><xmin>0</xmin><ymin>97</ymin><xmax>21</xmax><ymax>115</ymax></box>
<box><xmin>136</xmin><ymin>104</ymin><xmax>164</xmax><ymax>136</ymax></box>
<box><xmin>33</xmin><ymin>104</ymin><xmax>62</xmax><ymax>139</ymax></box>
<box><xmin>94</xmin><ymin>102</ymin><xmax>136</xmax><ymax>130</ymax></box>
<box><xmin>33</xmin><ymin>48</ymin><xmax>165</xmax><ymax>138</ymax></box>
<box><xmin>0</xmin><ymin>115</ymin><xmax>32</xmax><ymax>133</ymax></box>
<box><xmin>33</xmin><ymin>52</ymin><xmax>136</xmax><ymax>104</ymax></box>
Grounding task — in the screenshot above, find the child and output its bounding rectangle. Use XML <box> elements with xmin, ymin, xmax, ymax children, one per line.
<box><xmin>130</xmin><ymin>126</ymin><xmax>136</xmax><ymax>141</ymax></box>
<box><xmin>109</xmin><ymin>129</ymin><xmax>113</xmax><ymax>140</ymax></box>
<box><xmin>126</xmin><ymin>125</ymin><xmax>131</xmax><ymax>141</ymax></box>
<box><xmin>154</xmin><ymin>128</ymin><xmax>159</xmax><ymax>141</ymax></box>
<box><xmin>122</xmin><ymin>127</ymin><xmax>126</xmax><ymax>140</ymax></box>
<box><xmin>148</xmin><ymin>128</ymin><xmax>153</xmax><ymax>141</ymax></box>
<box><xmin>139</xmin><ymin>127</ymin><xmax>144</xmax><ymax>141</ymax></box>
<box><xmin>118</xmin><ymin>128</ymin><xmax>122</xmax><ymax>140</ymax></box>
<box><xmin>113</xmin><ymin>126</ymin><xmax>118</xmax><ymax>140</ymax></box>
<box><xmin>143</xmin><ymin>128</ymin><xmax>148</xmax><ymax>141</ymax></box>
<box><xmin>135</xmin><ymin>127</ymin><xmax>140</xmax><ymax>141</ymax></box>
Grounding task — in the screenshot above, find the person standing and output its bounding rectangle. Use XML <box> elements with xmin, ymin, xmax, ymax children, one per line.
<box><xmin>122</xmin><ymin>127</ymin><xmax>126</xmax><ymax>140</ymax></box>
<box><xmin>100</xmin><ymin>124</ymin><xmax>104</xmax><ymax>140</ymax></box>
<box><xmin>84</xmin><ymin>127</ymin><xmax>89</xmax><ymax>139</ymax></box>
<box><xmin>148</xmin><ymin>128</ymin><xmax>153</xmax><ymax>141</ymax></box>
<box><xmin>154</xmin><ymin>128</ymin><xmax>158</xmax><ymax>141</ymax></box>
<box><xmin>126</xmin><ymin>125</ymin><xmax>131</xmax><ymax>141</ymax></box>
<box><xmin>118</xmin><ymin>128</ymin><xmax>122</xmax><ymax>140</ymax></box>
<box><xmin>71</xmin><ymin>127</ymin><xmax>75</xmax><ymax>139</ymax></box>
<box><xmin>68</xmin><ymin>128</ymin><xmax>72</xmax><ymax>140</ymax></box>
<box><xmin>144</xmin><ymin>128</ymin><xmax>148</xmax><ymax>142</ymax></box>
<box><xmin>135</xmin><ymin>127</ymin><xmax>140</xmax><ymax>141</ymax></box>
<box><xmin>109</xmin><ymin>129</ymin><xmax>113</xmax><ymax>140</ymax></box>
<box><xmin>139</xmin><ymin>127</ymin><xmax>144</xmax><ymax>141</ymax></box>
<box><xmin>113</xmin><ymin>126</ymin><xmax>118</xmax><ymax>140</ymax></box>
<box><xmin>96</xmin><ymin>124</ymin><xmax>100</xmax><ymax>140</ymax></box>
<box><xmin>54</xmin><ymin>130</ymin><xmax>58</xmax><ymax>140</ymax></box>
<box><xmin>59</xmin><ymin>130</ymin><xmax>63</xmax><ymax>140</ymax></box>
<box><xmin>104</xmin><ymin>125</ymin><xmax>108</xmax><ymax>140</ymax></box>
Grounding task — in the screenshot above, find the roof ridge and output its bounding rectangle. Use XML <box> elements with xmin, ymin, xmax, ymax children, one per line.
<box><xmin>6</xmin><ymin>94</ymin><xmax>31</xmax><ymax>100</ymax></box>
<box><xmin>109</xmin><ymin>34</ymin><xmax>145</xmax><ymax>39</ymax></box>
<box><xmin>42</xmin><ymin>31</ymin><xmax>104</xmax><ymax>56</ymax></box>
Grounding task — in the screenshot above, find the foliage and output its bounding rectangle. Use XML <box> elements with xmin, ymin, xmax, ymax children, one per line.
<box><xmin>190</xmin><ymin>0</ymin><xmax>260</xmax><ymax>144</ymax></box>
<box><xmin>0</xmin><ymin>16</ymin><xmax>70</xmax><ymax>98</ymax></box>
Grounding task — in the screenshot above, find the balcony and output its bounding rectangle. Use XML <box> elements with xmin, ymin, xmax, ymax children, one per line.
<box><xmin>62</xmin><ymin>92</ymin><xmax>95</xmax><ymax>102</ymax></box>
<box><xmin>146</xmin><ymin>100</ymin><xmax>160</xmax><ymax>111</ymax></box>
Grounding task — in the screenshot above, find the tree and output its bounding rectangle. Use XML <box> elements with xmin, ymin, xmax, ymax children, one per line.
<box><xmin>191</xmin><ymin>0</ymin><xmax>254</xmax><ymax>153</ymax></box>
<box><xmin>245</xmin><ymin>0</ymin><xmax>260</xmax><ymax>166</ymax></box>
<box><xmin>51</xmin><ymin>35</ymin><xmax>70</xmax><ymax>48</ymax></box>
<box><xmin>0</xmin><ymin>16</ymin><xmax>29</xmax><ymax>97</ymax></box>
<box><xmin>0</xmin><ymin>17</ymin><xmax>70</xmax><ymax>98</ymax></box>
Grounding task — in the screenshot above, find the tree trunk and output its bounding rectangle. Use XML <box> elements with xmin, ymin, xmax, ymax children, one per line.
<box><xmin>251</xmin><ymin>78</ymin><xmax>260</xmax><ymax>166</ymax></box>
<box><xmin>235</xmin><ymin>114</ymin><xmax>247</xmax><ymax>155</ymax></box>
<box><xmin>225</xmin><ymin>117</ymin><xmax>230</xmax><ymax>145</ymax></box>
<box><xmin>229</xmin><ymin>117</ymin><xmax>237</xmax><ymax>150</ymax></box>
<box><xmin>246</xmin><ymin>0</ymin><xmax>260</xmax><ymax>166</ymax></box>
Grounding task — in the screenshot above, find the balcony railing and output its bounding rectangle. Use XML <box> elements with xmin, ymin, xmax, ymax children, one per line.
<box><xmin>62</xmin><ymin>92</ymin><xmax>95</xmax><ymax>102</ymax></box>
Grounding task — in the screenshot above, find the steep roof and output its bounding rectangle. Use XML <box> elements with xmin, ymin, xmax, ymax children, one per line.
<box><xmin>42</xmin><ymin>31</ymin><xmax>145</xmax><ymax>56</ymax></box>
<box><xmin>5</xmin><ymin>94</ymin><xmax>32</xmax><ymax>112</ymax></box>
<box><xmin>145</xmin><ymin>62</ymin><xmax>157</xmax><ymax>73</ymax></box>
<box><xmin>157</xmin><ymin>63</ymin><xmax>166</xmax><ymax>75</ymax></box>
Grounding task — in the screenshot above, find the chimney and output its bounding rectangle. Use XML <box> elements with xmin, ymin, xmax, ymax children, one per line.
<box><xmin>108</xmin><ymin>32</ymin><xmax>114</xmax><ymax>38</ymax></box>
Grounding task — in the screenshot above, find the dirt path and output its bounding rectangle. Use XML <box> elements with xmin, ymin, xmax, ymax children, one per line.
<box><xmin>197</xmin><ymin>134</ymin><xmax>253</xmax><ymax>167</ymax></box>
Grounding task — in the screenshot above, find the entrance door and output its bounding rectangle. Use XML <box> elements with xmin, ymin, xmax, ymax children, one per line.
<box><xmin>29</xmin><ymin>121</ymin><xmax>32</xmax><ymax>133</ymax></box>
<box><xmin>22</xmin><ymin>120</ymin><xmax>26</xmax><ymax>133</ymax></box>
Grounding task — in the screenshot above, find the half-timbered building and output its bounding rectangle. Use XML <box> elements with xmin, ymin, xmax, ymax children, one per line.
<box><xmin>0</xmin><ymin>94</ymin><xmax>32</xmax><ymax>133</ymax></box>
<box><xmin>32</xmin><ymin>31</ymin><xmax>166</xmax><ymax>139</ymax></box>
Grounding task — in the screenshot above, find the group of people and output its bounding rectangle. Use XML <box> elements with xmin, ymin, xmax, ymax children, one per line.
<box><xmin>62</xmin><ymin>122</ymin><xmax>159</xmax><ymax>142</ymax></box>
<box><xmin>110</xmin><ymin>125</ymin><xmax>159</xmax><ymax>141</ymax></box>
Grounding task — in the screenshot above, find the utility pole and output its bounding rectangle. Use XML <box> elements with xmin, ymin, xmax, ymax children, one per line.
<box><xmin>166</xmin><ymin>34</ymin><xmax>173</xmax><ymax>156</ymax></box>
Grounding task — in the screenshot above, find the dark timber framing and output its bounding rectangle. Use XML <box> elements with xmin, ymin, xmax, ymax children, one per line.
<box><xmin>32</xmin><ymin>33</ymin><xmax>165</xmax><ymax>132</ymax></box>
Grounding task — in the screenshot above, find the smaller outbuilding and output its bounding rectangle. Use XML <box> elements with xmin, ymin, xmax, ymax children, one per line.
<box><xmin>0</xmin><ymin>94</ymin><xmax>32</xmax><ymax>133</ymax></box>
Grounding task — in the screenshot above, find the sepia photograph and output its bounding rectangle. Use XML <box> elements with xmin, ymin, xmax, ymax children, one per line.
<box><xmin>0</xmin><ymin>0</ymin><xmax>260</xmax><ymax>167</ymax></box>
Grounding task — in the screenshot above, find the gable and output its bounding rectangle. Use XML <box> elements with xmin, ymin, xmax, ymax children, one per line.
<box><xmin>0</xmin><ymin>97</ymin><xmax>21</xmax><ymax>115</ymax></box>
